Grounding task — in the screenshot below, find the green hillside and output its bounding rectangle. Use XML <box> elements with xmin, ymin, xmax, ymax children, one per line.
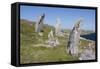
<box><xmin>20</xmin><ymin>19</ymin><xmax>92</xmax><ymax>64</ymax></box>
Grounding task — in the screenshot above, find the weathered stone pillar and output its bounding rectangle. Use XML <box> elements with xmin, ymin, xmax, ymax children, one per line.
<box><xmin>67</xmin><ymin>19</ymin><xmax>82</xmax><ymax>57</ymax></box>
<box><xmin>55</xmin><ymin>18</ymin><xmax>61</xmax><ymax>35</ymax></box>
<box><xmin>35</xmin><ymin>14</ymin><xmax>45</xmax><ymax>32</ymax></box>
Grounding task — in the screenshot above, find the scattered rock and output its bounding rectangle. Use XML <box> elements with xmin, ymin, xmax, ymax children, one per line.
<box><xmin>79</xmin><ymin>43</ymin><xmax>95</xmax><ymax>60</ymax></box>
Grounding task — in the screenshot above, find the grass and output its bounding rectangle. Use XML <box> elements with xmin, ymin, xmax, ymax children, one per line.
<box><xmin>20</xmin><ymin>19</ymin><xmax>93</xmax><ymax>64</ymax></box>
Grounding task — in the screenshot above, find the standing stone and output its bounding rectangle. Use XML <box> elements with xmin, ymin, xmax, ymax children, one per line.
<box><xmin>35</xmin><ymin>14</ymin><xmax>45</xmax><ymax>32</ymax></box>
<box><xmin>55</xmin><ymin>18</ymin><xmax>61</xmax><ymax>35</ymax></box>
<box><xmin>48</xmin><ymin>30</ymin><xmax>54</xmax><ymax>40</ymax></box>
<box><xmin>47</xmin><ymin>30</ymin><xmax>55</xmax><ymax>47</ymax></box>
<box><xmin>47</xmin><ymin>30</ymin><xmax>60</xmax><ymax>47</ymax></box>
<box><xmin>67</xmin><ymin>19</ymin><xmax>82</xmax><ymax>57</ymax></box>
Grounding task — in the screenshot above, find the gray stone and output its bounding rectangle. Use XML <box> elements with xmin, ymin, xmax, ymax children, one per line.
<box><xmin>79</xmin><ymin>43</ymin><xmax>95</xmax><ymax>60</ymax></box>
<box><xmin>55</xmin><ymin>18</ymin><xmax>64</xmax><ymax>36</ymax></box>
<box><xmin>35</xmin><ymin>14</ymin><xmax>45</xmax><ymax>32</ymax></box>
<box><xmin>67</xmin><ymin>19</ymin><xmax>82</xmax><ymax>57</ymax></box>
<box><xmin>47</xmin><ymin>30</ymin><xmax>60</xmax><ymax>47</ymax></box>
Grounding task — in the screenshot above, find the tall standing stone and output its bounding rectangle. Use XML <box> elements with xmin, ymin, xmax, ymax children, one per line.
<box><xmin>67</xmin><ymin>19</ymin><xmax>82</xmax><ymax>57</ymax></box>
<box><xmin>35</xmin><ymin>14</ymin><xmax>45</xmax><ymax>32</ymax></box>
<box><xmin>55</xmin><ymin>18</ymin><xmax>61</xmax><ymax>35</ymax></box>
<box><xmin>48</xmin><ymin>30</ymin><xmax>54</xmax><ymax>40</ymax></box>
<box><xmin>47</xmin><ymin>30</ymin><xmax>60</xmax><ymax>47</ymax></box>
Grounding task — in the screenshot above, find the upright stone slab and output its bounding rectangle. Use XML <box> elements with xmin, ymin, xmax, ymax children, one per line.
<box><xmin>48</xmin><ymin>30</ymin><xmax>54</xmax><ymax>39</ymax></box>
<box><xmin>35</xmin><ymin>14</ymin><xmax>45</xmax><ymax>32</ymax></box>
<box><xmin>47</xmin><ymin>30</ymin><xmax>60</xmax><ymax>47</ymax></box>
<box><xmin>55</xmin><ymin>18</ymin><xmax>61</xmax><ymax>35</ymax></box>
<box><xmin>67</xmin><ymin>19</ymin><xmax>82</xmax><ymax>57</ymax></box>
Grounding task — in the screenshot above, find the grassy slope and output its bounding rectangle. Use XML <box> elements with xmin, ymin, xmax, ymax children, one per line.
<box><xmin>20</xmin><ymin>19</ymin><xmax>91</xmax><ymax>64</ymax></box>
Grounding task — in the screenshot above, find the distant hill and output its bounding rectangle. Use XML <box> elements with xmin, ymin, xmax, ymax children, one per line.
<box><xmin>80</xmin><ymin>30</ymin><xmax>95</xmax><ymax>35</ymax></box>
<box><xmin>20</xmin><ymin>19</ymin><xmax>55</xmax><ymax>34</ymax></box>
<box><xmin>20</xmin><ymin>19</ymin><xmax>36</xmax><ymax>25</ymax></box>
